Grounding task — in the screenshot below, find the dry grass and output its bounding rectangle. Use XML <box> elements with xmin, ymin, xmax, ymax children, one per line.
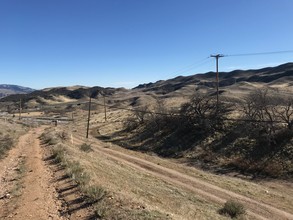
<box><xmin>42</xmin><ymin>128</ymin><xmax>173</xmax><ymax>219</ymax></box>
<box><xmin>0</xmin><ymin>120</ymin><xmax>26</xmax><ymax>159</ymax></box>
<box><xmin>68</xmin><ymin>109</ymin><xmax>293</xmax><ymax>216</ymax></box>
<box><xmin>10</xmin><ymin>158</ymin><xmax>26</xmax><ymax>197</ymax></box>
<box><xmin>51</xmin><ymin>124</ymin><xmax>230</xmax><ymax>220</ymax></box>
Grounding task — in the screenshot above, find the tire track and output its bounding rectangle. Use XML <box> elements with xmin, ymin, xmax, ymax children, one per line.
<box><xmin>72</xmin><ymin>134</ymin><xmax>293</xmax><ymax>220</ymax></box>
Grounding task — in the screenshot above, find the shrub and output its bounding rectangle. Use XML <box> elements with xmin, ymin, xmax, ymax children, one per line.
<box><xmin>66</xmin><ymin>161</ymin><xmax>90</xmax><ymax>186</ymax></box>
<box><xmin>0</xmin><ymin>135</ymin><xmax>13</xmax><ymax>158</ymax></box>
<box><xmin>123</xmin><ymin>116</ymin><xmax>140</xmax><ymax>131</ymax></box>
<box><xmin>40</xmin><ymin>132</ymin><xmax>59</xmax><ymax>145</ymax></box>
<box><xmin>80</xmin><ymin>143</ymin><xmax>93</xmax><ymax>152</ymax></box>
<box><xmin>52</xmin><ymin>144</ymin><xmax>66</xmax><ymax>163</ymax></box>
<box><xmin>84</xmin><ymin>185</ymin><xmax>106</xmax><ymax>203</ymax></box>
<box><xmin>219</xmin><ymin>200</ymin><xmax>246</xmax><ymax>218</ymax></box>
<box><xmin>58</xmin><ymin>131</ymin><xmax>69</xmax><ymax>141</ymax></box>
<box><xmin>94</xmin><ymin>205</ymin><xmax>106</xmax><ymax>218</ymax></box>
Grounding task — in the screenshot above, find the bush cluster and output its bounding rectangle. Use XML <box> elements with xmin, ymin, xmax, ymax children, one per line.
<box><xmin>219</xmin><ymin>200</ymin><xmax>246</xmax><ymax>218</ymax></box>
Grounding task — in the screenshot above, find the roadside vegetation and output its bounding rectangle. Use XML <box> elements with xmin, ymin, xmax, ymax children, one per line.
<box><xmin>105</xmin><ymin>89</ymin><xmax>293</xmax><ymax>178</ymax></box>
<box><xmin>40</xmin><ymin>128</ymin><xmax>169</xmax><ymax>219</ymax></box>
<box><xmin>219</xmin><ymin>200</ymin><xmax>246</xmax><ymax>219</ymax></box>
<box><xmin>0</xmin><ymin>120</ymin><xmax>25</xmax><ymax>159</ymax></box>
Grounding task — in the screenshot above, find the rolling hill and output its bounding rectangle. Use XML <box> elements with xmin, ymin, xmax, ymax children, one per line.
<box><xmin>134</xmin><ymin>62</ymin><xmax>293</xmax><ymax>94</ymax></box>
<box><xmin>0</xmin><ymin>62</ymin><xmax>292</xmax><ymax>110</ymax></box>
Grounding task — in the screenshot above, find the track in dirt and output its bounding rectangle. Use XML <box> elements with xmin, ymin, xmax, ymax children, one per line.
<box><xmin>0</xmin><ymin>127</ymin><xmax>94</xmax><ymax>220</ymax></box>
<box><xmin>0</xmin><ymin>128</ymin><xmax>63</xmax><ymax>220</ymax></box>
<box><xmin>73</xmin><ymin>133</ymin><xmax>293</xmax><ymax>220</ymax></box>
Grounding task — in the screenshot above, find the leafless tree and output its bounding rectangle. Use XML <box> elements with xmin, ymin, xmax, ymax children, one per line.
<box><xmin>241</xmin><ymin>88</ymin><xmax>293</xmax><ymax>147</ymax></box>
<box><xmin>180</xmin><ymin>93</ymin><xmax>231</xmax><ymax>132</ymax></box>
<box><xmin>276</xmin><ymin>98</ymin><xmax>293</xmax><ymax>130</ymax></box>
<box><xmin>133</xmin><ymin>105</ymin><xmax>150</xmax><ymax>124</ymax></box>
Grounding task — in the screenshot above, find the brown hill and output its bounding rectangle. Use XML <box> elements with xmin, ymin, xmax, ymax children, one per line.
<box><xmin>0</xmin><ymin>62</ymin><xmax>292</xmax><ymax>110</ymax></box>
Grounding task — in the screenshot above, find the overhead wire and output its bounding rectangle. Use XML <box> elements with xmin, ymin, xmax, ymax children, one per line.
<box><xmin>162</xmin><ymin>57</ymin><xmax>213</xmax><ymax>80</ymax></box>
<box><xmin>225</xmin><ymin>50</ymin><xmax>293</xmax><ymax>57</ymax></box>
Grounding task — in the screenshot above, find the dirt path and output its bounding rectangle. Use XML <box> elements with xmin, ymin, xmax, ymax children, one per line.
<box><xmin>73</xmin><ymin>134</ymin><xmax>293</xmax><ymax>220</ymax></box>
<box><xmin>0</xmin><ymin>128</ymin><xmax>64</xmax><ymax>219</ymax></box>
<box><xmin>0</xmin><ymin>127</ymin><xmax>93</xmax><ymax>220</ymax></box>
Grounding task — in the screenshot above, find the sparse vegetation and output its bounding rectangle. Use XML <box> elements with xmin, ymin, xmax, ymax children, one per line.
<box><xmin>52</xmin><ymin>144</ymin><xmax>66</xmax><ymax>163</ymax></box>
<box><xmin>66</xmin><ymin>160</ymin><xmax>90</xmax><ymax>186</ymax></box>
<box><xmin>113</xmin><ymin>90</ymin><xmax>293</xmax><ymax>177</ymax></box>
<box><xmin>10</xmin><ymin>158</ymin><xmax>26</xmax><ymax>197</ymax></box>
<box><xmin>41</xmin><ymin>128</ymin><xmax>170</xmax><ymax>219</ymax></box>
<box><xmin>79</xmin><ymin>143</ymin><xmax>93</xmax><ymax>152</ymax></box>
<box><xmin>0</xmin><ymin>122</ymin><xmax>24</xmax><ymax>159</ymax></box>
<box><xmin>0</xmin><ymin>134</ymin><xmax>13</xmax><ymax>158</ymax></box>
<box><xmin>219</xmin><ymin>200</ymin><xmax>246</xmax><ymax>219</ymax></box>
<box><xmin>49</xmin><ymin>142</ymin><xmax>107</xmax><ymax>215</ymax></box>
<box><xmin>83</xmin><ymin>185</ymin><xmax>106</xmax><ymax>203</ymax></box>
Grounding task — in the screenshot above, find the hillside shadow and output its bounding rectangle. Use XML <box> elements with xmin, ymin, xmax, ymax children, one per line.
<box><xmin>95</xmin><ymin>124</ymin><xmax>207</xmax><ymax>158</ymax></box>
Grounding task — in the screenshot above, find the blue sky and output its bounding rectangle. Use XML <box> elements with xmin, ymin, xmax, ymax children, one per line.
<box><xmin>0</xmin><ymin>0</ymin><xmax>292</xmax><ymax>89</ymax></box>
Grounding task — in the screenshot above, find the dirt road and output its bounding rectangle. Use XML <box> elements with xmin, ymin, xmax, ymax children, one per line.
<box><xmin>0</xmin><ymin>128</ymin><xmax>93</xmax><ymax>220</ymax></box>
<box><xmin>73</xmin><ymin>133</ymin><xmax>293</xmax><ymax>220</ymax></box>
<box><xmin>0</xmin><ymin>128</ymin><xmax>63</xmax><ymax>219</ymax></box>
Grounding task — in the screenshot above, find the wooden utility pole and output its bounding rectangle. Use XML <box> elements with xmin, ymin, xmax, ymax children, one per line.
<box><xmin>86</xmin><ymin>97</ymin><xmax>92</xmax><ymax>138</ymax></box>
<box><xmin>19</xmin><ymin>99</ymin><xmax>22</xmax><ymax>120</ymax></box>
<box><xmin>103</xmin><ymin>96</ymin><xmax>107</xmax><ymax>122</ymax></box>
<box><xmin>210</xmin><ymin>54</ymin><xmax>224</xmax><ymax>106</ymax></box>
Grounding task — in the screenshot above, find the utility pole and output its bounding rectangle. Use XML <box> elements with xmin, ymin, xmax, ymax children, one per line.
<box><xmin>19</xmin><ymin>99</ymin><xmax>22</xmax><ymax>120</ymax></box>
<box><xmin>103</xmin><ymin>95</ymin><xmax>107</xmax><ymax>122</ymax></box>
<box><xmin>210</xmin><ymin>54</ymin><xmax>224</xmax><ymax>106</ymax></box>
<box><xmin>86</xmin><ymin>96</ymin><xmax>92</xmax><ymax>138</ymax></box>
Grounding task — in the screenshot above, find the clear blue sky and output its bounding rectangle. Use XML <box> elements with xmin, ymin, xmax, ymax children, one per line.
<box><xmin>0</xmin><ymin>0</ymin><xmax>292</xmax><ymax>89</ymax></box>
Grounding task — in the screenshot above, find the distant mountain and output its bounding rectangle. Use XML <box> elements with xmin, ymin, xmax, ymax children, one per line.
<box><xmin>0</xmin><ymin>84</ymin><xmax>35</xmax><ymax>98</ymax></box>
<box><xmin>0</xmin><ymin>85</ymin><xmax>118</xmax><ymax>105</ymax></box>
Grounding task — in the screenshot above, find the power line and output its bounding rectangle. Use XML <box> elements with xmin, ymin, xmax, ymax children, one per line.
<box><xmin>162</xmin><ymin>57</ymin><xmax>212</xmax><ymax>79</ymax></box>
<box><xmin>225</xmin><ymin>50</ymin><xmax>293</xmax><ymax>57</ymax></box>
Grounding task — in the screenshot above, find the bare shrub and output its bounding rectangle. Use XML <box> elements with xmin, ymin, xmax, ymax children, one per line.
<box><xmin>133</xmin><ymin>105</ymin><xmax>151</xmax><ymax>124</ymax></box>
<box><xmin>80</xmin><ymin>143</ymin><xmax>93</xmax><ymax>152</ymax></box>
<box><xmin>219</xmin><ymin>200</ymin><xmax>246</xmax><ymax>218</ymax></box>
<box><xmin>66</xmin><ymin>161</ymin><xmax>90</xmax><ymax>186</ymax></box>
<box><xmin>123</xmin><ymin>116</ymin><xmax>140</xmax><ymax>131</ymax></box>
<box><xmin>241</xmin><ymin>89</ymin><xmax>293</xmax><ymax>147</ymax></box>
<box><xmin>58</xmin><ymin>131</ymin><xmax>69</xmax><ymax>141</ymax></box>
<box><xmin>180</xmin><ymin>93</ymin><xmax>231</xmax><ymax>134</ymax></box>
<box><xmin>276</xmin><ymin>97</ymin><xmax>293</xmax><ymax>130</ymax></box>
<box><xmin>52</xmin><ymin>144</ymin><xmax>66</xmax><ymax>163</ymax></box>
<box><xmin>0</xmin><ymin>135</ymin><xmax>13</xmax><ymax>158</ymax></box>
<box><xmin>83</xmin><ymin>185</ymin><xmax>106</xmax><ymax>203</ymax></box>
<box><xmin>40</xmin><ymin>131</ymin><xmax>59</xmax><ymax>145</ymax></box>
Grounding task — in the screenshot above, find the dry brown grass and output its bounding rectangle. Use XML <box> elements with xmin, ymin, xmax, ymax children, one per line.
<box><xmin>69</xmin><ymin>109</ymin><xmax>293</xmax><ymax>216</ymax></box>
<box><xmin>0</xmin><ymin>120</ymin><xmax>26</xmax><ymax>159</ymax></box>
<box><xmin>43</xmin><ymin>127</ymin><xmax>176</xmax><ymax>219</ymax></box>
